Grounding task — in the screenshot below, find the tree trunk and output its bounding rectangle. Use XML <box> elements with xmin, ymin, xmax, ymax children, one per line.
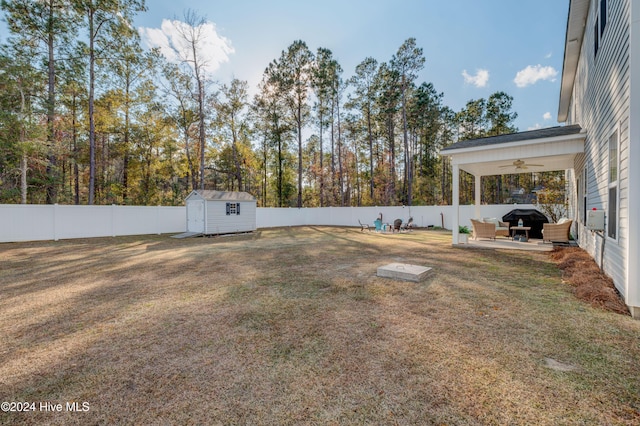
<box><xmin>232</xmin><ymin>121</ymin><xmax>242</xmax><ymax>190</ymax></box>
<box><xmin>337</xmin><ymin>94</ymin><xmax>344</xmax><ymax>206</ymax></box>
<box><xmin>367</xmin><ymin>106</ymin><xmax>374</xmax><ymax>203</ymax></box>
<box><xmin>278</xmin><ymin>134</ymin><xmax>283</xmax><ymax>207</ymax></box>
<box><xmin>388</xmin><ymin>114</ymin><xmax>396</xmax><ymax>204</ymax></box>
<box><xmin>191</xmin><ymin>37</ymin><xmax>205</xmax><ymax>190</ymax></box>
<box><xmin>20</xmin><ymin>154</ymin><xmax>27</xmax><ymax>204</ymax></box>
<box><xmin>319</xmin><ymin>109</ymin><xmax>324</xmax><ymax>207</ymax></box>
<box><xmin>123</xmin><ymin>75</ymin><xmax>131</xmax><ymax>203</ymax></box>
<box><xmin>297</xmin><ymin>102</ymin><xmax>303</xmax><ymax>208</ymax></box>
<box><xmin>72</xmin><ymin>93</ymin><xmax>79</xmax><ymax>205</ymax></box>
<box><xmin>88</xmin><ymin>8</ymin><xmax>96</xmax><ymax>205</ymax></box>
<box><xmin>45</xmin><ymin>3</ymin><xmax>57</xmax><ymax>204</ymax></box>
<box><xmin>401</xmin><ymin>81</ymin><xmax>412</xmax><ymax>206</ymax></box>
<box><xmin>262</xmin><ymin>135</ymin><xmax>268</xmax><ymax>206</ymax></box>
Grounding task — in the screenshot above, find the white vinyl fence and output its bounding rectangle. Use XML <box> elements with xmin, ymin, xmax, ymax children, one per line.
<box><xmin>0</xmin><ymin>203</ymin><xmax>538</xmax><ymax>243</ymax></box>
<box><xmin>0</xmin><ymin>204</ymin><xmax>186</xmax><ymax>243</ymax></box>
<box><xmin>254</xmin><ymin>205</ymin><xmax>535</xmax><ymax>230</ymax></box>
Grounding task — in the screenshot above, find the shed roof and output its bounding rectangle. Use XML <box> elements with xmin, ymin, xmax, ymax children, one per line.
<box><xmin>188</xmin><ymin>190</ymin><xmax>256</xmax><ymax>201</ymax></box>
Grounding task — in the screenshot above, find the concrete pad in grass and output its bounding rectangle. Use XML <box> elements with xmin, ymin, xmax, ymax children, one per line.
<box><xmin>377</xmin><ymin>263</ymin><xmax>433</xmax><ymax>282</ymax></box>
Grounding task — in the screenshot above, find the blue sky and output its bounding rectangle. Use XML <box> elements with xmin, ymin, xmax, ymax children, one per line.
<box><xmin>135</xmin><ymin>0</ymin><xmax>569</xmax><ymax>131</ymax></box>
<box><xmin>2</xmin><ymin>0</ymin><xmax>570</xmax><ymax>131</ymax></box>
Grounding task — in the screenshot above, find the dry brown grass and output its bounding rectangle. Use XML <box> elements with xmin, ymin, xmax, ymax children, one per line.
<box><xmin>1</xmin><ymin>227</ymin><xmax>640</xmax><ymax>425</ymax></box>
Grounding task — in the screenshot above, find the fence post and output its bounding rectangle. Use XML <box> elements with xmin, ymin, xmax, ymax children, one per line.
<box><xmin>53</xmin><ymin>203</ymin><xmax>58</xmax><ymax>241</ymax></box>
<box><xmin>111</xmin><ymin>204</ymin><xmax>116</xmax><ymax>237</ymax></box>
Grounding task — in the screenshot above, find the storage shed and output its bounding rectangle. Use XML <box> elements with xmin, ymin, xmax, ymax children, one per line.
<box><xmin>185</xmin><ymin>190</ymin><xmax>256</xmax><ymax>235</ymax></box>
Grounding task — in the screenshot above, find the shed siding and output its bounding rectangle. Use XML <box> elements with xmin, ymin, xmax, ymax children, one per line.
<box><xmin>205</xmin><ymin>201</ymin><xmax>256</xmax><ymax>234</ymax></box>
<box><xmin>568</xmin><ymin>0</ymin><xmax>630</xmax><ymax>295</ymax></box>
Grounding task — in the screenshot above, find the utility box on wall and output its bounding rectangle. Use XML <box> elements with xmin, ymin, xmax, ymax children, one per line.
<box><xmin>586</xmin><ymin>209</ymin><xmax>605</xmax><ymax>231</ymax></box>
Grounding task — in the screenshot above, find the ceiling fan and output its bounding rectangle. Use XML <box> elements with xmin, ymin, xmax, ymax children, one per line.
<box><xmin>498</xmin><ymin>159</ymin><xmax>544</xmax><ymax>170</ymax></box>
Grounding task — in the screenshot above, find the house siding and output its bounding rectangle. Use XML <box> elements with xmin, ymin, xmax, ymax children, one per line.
<box><xmin>568</xmin><ymin>0</ymin><xmax>630</xmax><ymax>296</ymax></box>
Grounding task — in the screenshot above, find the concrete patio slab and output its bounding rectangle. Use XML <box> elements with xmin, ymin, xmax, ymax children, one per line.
<box><xmin>377</xmin><ymin>263</ymin><xmax>433</xmax><ymax>282</ymax></box>
<box><xmin>464</xmin><ymin>238</ymin><xmax>553</xmax><ymax>252</ymax></box>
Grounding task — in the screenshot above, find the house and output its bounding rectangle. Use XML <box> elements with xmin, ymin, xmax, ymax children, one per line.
<box><xmin>560</xmin><ymin>0</ymin><xmax>639</xmax><ymax>319</ymax></box>
<box><xmin>441</xmin><ymin>0</ymin><xmax>639</xmax><ymax>318</ymax></box>
<box><xmin>185</xmin><ymin>190</ymin><xmax>257</xmax><ymax>235</ymax></box>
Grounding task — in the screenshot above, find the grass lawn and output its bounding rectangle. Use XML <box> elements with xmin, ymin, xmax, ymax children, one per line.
<box><xmin>1</xmin><ymin>226</ymin><xmax>639</xmax><ymax>425</ymax></box>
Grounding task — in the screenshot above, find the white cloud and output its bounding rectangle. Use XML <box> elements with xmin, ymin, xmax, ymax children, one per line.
<box><xmin>543</xmin><ymin>112</ymin><xmax>552</xmax><ymax>120</ymax></box>
<box><xmin>545</xmin><ymin>52</ymin><xmax>552</xmax><ymax>59</ymax></box>
<box><xmin>514</xmin><ymin>64</ymin><xmax>558</xmax><ymax>88</ymax></box>
<box><xmin>528</xmin><ymin>123</ymin><xmax>543</xmax><ymax>131</ymax></box>
<box><xmin>139</xmin><ymin>19</ymin><xmax>234</xmax><ymax>76</ymax></box>
<box><xmin>462</xmin><ymin>69</ymin><xmax>489</xmax><ymax>88</ymax></box>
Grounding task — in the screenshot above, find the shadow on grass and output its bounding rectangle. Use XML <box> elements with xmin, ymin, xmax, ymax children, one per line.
<box><xmin>1</xmin><ymin>227</ymin><xmax>640</xmax><ymax>425</ymax></box>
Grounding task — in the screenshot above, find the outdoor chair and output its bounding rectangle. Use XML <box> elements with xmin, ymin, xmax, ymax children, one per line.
<box><xmin>400</xmin><ymin>217</ymin><xmax>414</xmax><ymax>231</ymax></box>
<box><xmin>470</xmin><ymin>219</ymin><xmax>497</xmax><ymax>240</ymax></box>
<box><xmin>358</xmin><ymin>219</ymin><xmax>371</xmax><ymax>232</ymax></box>
<box><xmin>542</xmin><ymin>218</ymin><xmax>572</xmax><ymax>243</ymax></box>
<box><xmin>482</xmin><ymin>217</ymin><xmax>510</xmax><ymax>237</ymax></box>
<box><xmin>374</xmin><ymin>218</ymin><xmax>383</xmax><ymax>232</ymax></box>
<box><xmin>393</xmin><ymin>218</ymin><xmax>403</xmax><ymax>232</ymax></box>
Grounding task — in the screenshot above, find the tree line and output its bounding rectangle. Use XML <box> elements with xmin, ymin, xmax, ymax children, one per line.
<box><xmin>0</xmin><ymin>2</ymin><xmax>561</xmax><ymax>207</ymax></box>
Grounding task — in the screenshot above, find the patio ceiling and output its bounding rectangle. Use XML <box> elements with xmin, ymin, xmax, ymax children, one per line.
<box><xmin>440</xmin><ymin>125</ymin><xmax>585</xmax><ymax>177</ymax></box>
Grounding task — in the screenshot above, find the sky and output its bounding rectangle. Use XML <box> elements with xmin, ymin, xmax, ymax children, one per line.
<box><xmin>2</xmin><ymin>0</ymin><xmax>570</xmax><ymax>132</ymax></box>
<box><xmin>134</xmin><ymin>0</ymin><xmax>569</xmax><ymax>131</ymax></box>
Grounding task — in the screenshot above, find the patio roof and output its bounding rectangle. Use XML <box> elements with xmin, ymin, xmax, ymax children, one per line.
<box><xmin>440</xmin><ymin>124</ymin><xmax>585</xmax><ymax>176</ymax></box>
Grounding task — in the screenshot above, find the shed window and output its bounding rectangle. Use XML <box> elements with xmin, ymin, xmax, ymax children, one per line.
<box><xmin>226</xmin><ymin>202</ymin><xmax>241</xmax><ymax>215</ymax></box>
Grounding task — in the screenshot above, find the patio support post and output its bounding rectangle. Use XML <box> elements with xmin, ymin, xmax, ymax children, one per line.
<box><xmin>452</xmin><ymin>163</ymin><xmax>460</xmax><ymax>245</ymax></box>
<box><xmin>474</xmin><ymin>174</ymin><xmax>482</xmax><ymax>220</ymax></box>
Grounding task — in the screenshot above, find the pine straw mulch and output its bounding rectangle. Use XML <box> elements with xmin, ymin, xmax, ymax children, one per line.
<box><xmin>550</xmin><ymin>246</ymin><xmax>630</xmax><ymax>316</ymax></box>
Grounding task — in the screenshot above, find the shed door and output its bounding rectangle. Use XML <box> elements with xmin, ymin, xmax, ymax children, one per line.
<box><xmin>187</xmin><ymin>200</ymin><xmax>205</xmax><ymax>233</ymax></box>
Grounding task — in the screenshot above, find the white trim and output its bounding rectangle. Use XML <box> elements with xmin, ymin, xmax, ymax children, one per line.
<box><xmin>441</xmin><ymin>132</ymin><xmax>585</xmax><ymax>156</ymax></box>
<box><xmin>626</xmin><ymin>0</ymin><xmax>640</xmax><ymax>315</ymax></box>
<box><xmin>474</xmin><ymin>175</ymin><xmax>482</xmax><ymax>219</ymax></box>
<box><xmin>452</xmin><ymin>164</ymin><xmax>460</xmax><ymax>245</ymax></box>
<box><xmin>607</xmin><ymin>126</ymin><xmax>620</xmax><ymax>242</ymax></box>
<box><xmin>444</xmin><ymin>134</ymin><xmax>585</xmax><ymax>178</ymax></box>
<box><xmin>583</xmin><ymin>165</ymin><xmax>588</xmax><ymax>224</ymax></box>
<box><xmin>559</xmin><ymin>0</ymin><xmax>591</xmax><ymax>122</ymax></box>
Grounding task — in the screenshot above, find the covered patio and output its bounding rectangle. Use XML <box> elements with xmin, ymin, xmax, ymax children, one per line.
<box><xmin>440</xmin><ymin>125</ymin><xmax>586</xmax><ymax>246</ymax></box>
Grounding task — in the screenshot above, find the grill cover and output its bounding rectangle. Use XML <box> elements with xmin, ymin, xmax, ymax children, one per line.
<box><xmin>501</xmin><ymin>209</ymin><xmax>549</xmax><ymax>239</ymax></box>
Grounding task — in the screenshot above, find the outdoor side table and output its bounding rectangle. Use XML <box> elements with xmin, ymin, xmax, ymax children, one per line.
<box><xmin>511</xmin><ymin>226</ymin><xmax>531</xmax><ymax>241</ymax></box>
